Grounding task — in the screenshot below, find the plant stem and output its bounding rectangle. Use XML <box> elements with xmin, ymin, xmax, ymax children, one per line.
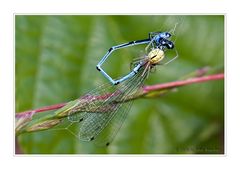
<box><xmin>16</xmin><ymin>73</ymin><xmax>224</xmax><ymax>119</ymax></box>
<box><xmin>15</xmin><ymin>68</ymin><xmax>224</xmax><ymax>135</ymax></box>
<box><xmin>143</xmin><ymin>73</ymin><xmax>224</xmax><ymax>92</ymax></box>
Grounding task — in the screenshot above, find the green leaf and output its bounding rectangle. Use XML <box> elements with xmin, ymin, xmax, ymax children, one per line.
<box><xmin>16</xmin><ymin>15</ymin><xmax>224</xmax><ymax>154</ymax></box>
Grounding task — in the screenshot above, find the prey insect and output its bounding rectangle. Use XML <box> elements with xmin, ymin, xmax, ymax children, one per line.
<box><xmin>56</xmin><ymin>43</ymin><xmax>177</xmax><ymax>146</ymax></box>
<box><xmin>96</xmin><ymin>32</ymin><xmax>176</xmax><ymax>85</ymax></box>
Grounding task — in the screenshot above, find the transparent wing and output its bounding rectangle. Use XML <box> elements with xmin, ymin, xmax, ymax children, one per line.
<box><xmin>65</xmin><ymin>65</ymin><xmax>148</xmax><ymax>144</ymax></box>
<box><xmin>91</xmin><ymin>97</ymin><xmax>133</xmax><ymax>146</ymax></box>
<box><xmin>79</xmin><ymin>71</ymin><xmax>146</xmax><ymax>145</ymax></box>
<box><xmin>67</xmin><ymin>82</ymin><xmax>115</xmax><ymax>123</ymax></box>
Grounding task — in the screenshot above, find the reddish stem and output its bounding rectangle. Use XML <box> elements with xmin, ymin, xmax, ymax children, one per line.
<box><xmin>143</xmin><ymin>73</ymin><xmax>224</xmax><ymax>92</ymax></box>
<box><xmin>16</xmin><ymin>103</ymin><xmax>66</xmax><ymax>119</ymax></box>
<box><xmin>16</xmin><ymin>73</ymin><xmax>224</xmax><ymax>119</ymax></box>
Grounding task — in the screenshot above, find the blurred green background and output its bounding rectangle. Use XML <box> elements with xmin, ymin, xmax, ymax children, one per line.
<box><xmin>15</xmin><ymin>15</ymin><xmax>224</xmax><ymax>154</ymax></box>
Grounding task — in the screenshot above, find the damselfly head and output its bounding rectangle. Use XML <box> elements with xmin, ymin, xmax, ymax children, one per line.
<box><xmin>148</xmin><ymin>49</ymin><xmax>164</xmax><ymax>64</ymax></box>
<box><xmin>153</xmin><ymin>32</ymin><xmax>171</xmax><ymax>46</ymax></box>
<box><xmin>160</xmin><ymin>39</ymin><xmax>174</xmax><ymax>49</ymax></box>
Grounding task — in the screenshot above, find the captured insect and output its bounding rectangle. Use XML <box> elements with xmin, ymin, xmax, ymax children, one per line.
<box><xmin>96</xmin><ymin>31</ymin><xmax>177</xmax><ymax>85</ymax></box>
<box><xmin>55</xmin><ymin>33</ymin><xmax>178</xmax><ymax>146</ymax></box>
